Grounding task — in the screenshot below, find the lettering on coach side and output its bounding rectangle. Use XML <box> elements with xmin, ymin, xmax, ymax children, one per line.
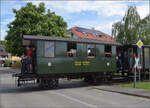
<box><xmin>74</xmin><ymin>61</ymin><xmax>90</xmax><ymax>66</ymax></box>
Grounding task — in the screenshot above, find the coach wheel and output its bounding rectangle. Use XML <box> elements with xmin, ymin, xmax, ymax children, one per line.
<box><xmin>51</xmin><ymin>78</ymin><xmax>59</xmax><ymax>88</ymax></box>
<box><xmin>83</xmin><ymin>77</ymin><xmax>89</xmax><ymax>82</ymax></box>
<box><xmin>84</xmin><ymin>76</ymin><xmax>92</xmax><ymax>84</ymax></box>
<box><xmin>39</xmin><ymin>78</ymin><xmax>59</xmax><ymax>89</ymax></box>
<box><xmin>39</xmin><ymin>78</ymin><xmax>49</xmax><ymax>89</ymax></box>
<box><xmin>107</xmin><ymin>73</ymin><xmax>113</xmax><ymax>81</ymax></box>
<box><xmin>43</xmin><ymin>79</ymin><xmax>50</xmax><ymax>89</ymax></box>
<box><xmin>86</xmin><ymin>75</ymin><xmax>99</xmax><ymax>85</ymax></box>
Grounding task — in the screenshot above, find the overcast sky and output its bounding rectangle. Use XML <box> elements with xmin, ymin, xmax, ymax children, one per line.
<box><xmin>0</xmin><ymin>0</ymin><xmax>149</xmax><ymax>40</ymax></box>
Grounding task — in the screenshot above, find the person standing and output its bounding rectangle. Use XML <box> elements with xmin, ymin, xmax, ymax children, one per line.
<box><xmin>27</xmin><ymin>46</ymin><xmax>33</xmax><ymax>73</ymax></box>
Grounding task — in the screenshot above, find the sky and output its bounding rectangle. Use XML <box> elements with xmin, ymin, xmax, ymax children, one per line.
<box><xmin>0</xmin><ymin>0</ymin><xmax>149</xmax><ymax>40</ymax></box>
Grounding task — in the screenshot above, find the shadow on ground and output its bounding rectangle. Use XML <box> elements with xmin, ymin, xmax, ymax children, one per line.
<box><xmin>0</xmin><ymin>80</ymin><xmax>94</xmax><ymax>94</ymax></box>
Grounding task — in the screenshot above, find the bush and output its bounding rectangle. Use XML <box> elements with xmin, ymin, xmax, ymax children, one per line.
<box><xmin>4</xmin><ymin>60</ymin><xmax>12</xmax><ymax>67</ymax></box>
<box><xmin>16</xmin><ymin>61</ymin><xmax>21</xmax><ymax>65</ymax></box>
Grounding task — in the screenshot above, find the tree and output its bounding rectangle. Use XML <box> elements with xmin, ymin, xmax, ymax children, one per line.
<box><xmin>5</xmin><ymin>2</ymin><xmax>68</xmax><ymax>56</ymax></box>
<box><xmin>112</xmin><ymin>22</ymin><xmax>125</xmax><ymax>44</ymax></box>
<box><xmin>0</xmin><ymin>40</ymin><xmax>6</xmax><ymax>45</ymax></box>
<box><xmin>112</xmin><ymin>6</ymin><xmax>141</xmax><ymax>44</ymax></box>
<box><xmin>137</xmin><ymin>15</ymin><xmax>150</xmax><ymax>45</ymax></box>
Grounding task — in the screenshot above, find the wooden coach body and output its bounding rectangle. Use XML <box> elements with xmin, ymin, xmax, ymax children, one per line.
<box><xmin>23</xmin><ymin>35</ymin><xmax>121</xmax><ymax>76</ymax></box>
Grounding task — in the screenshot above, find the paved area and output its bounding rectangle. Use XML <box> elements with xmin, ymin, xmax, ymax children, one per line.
<box><xmin>0</xmin><ymin>67</ymin><xmax>20</xmax><ymax>74</ymax></box>
<box><xmin>0</xmin><ymin>68</ymin><xmax>150</xmax><ymax>108</ymax></box>
<box><xmin>94</xmin><ymin>85</ymin><xmax>150</xmax><ymax>99</ymax></box>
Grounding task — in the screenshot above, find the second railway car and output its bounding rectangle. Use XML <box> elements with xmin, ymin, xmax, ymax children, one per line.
<box><xmin>117</xmin><ymin>44</ymin><xmax>150</xmax><ymax>78</ymax></box>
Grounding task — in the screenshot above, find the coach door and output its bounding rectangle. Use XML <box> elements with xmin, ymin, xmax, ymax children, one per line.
<box><xmin>80</xmin><ymin>43</ymin><xmax>99</xmax><ymax>73</ymax></box>
<box><xmin>65</xmin><ymin>42</ymin><xmax>82</xmax><ymax>73</ymax></box>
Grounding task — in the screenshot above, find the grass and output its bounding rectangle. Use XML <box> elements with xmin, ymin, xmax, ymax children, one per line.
<box><xmin>115</xmin><ymin>82</ymin><xmax>150</xmax><ymax>90</ymax></box>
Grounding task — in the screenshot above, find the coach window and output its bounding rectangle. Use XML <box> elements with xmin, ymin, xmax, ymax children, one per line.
<box><xmin>105</xmin><ymin>45</ymin><xmax>112</xmax><ymax>57</ymax></box>
<box><xmin>67</xmin><ymin>42</ymin><xmax>77</xmax><ymax>57</ymax></box>
<box><xmin>44</xmin><ymin>41</ymin><xmax>55</xmax><ymax>57</ymax></box>
<box><xmin>87</xmin><ymin>44</ymin><xmax>96</xmax><ymax>58</ymax></box>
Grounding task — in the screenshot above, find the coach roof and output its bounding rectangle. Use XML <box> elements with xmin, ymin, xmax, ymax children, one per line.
<box><xmin>23</xmin><ymin>35</ymin><xmax>121</xmax><ymax>45</ymax></box>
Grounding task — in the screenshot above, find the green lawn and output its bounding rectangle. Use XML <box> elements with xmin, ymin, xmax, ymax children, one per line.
<box><xmin>115</xmin><ymin>82</ymin><xmax>150</xmax><ymax>90</ymax></box>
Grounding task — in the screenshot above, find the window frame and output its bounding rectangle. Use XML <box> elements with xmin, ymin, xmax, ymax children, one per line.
<box><xmin>86</xmin><ymin>43</ymin><xmax>96</xmax><ymax>58</ymax></box>
<box><xmin>104</xmin><ymin>45</ymin><xmax>112</xmax><ymax>58</ymax></box>
<box><xmin>66</xmin><ymin>42</ymin><xmax>77</xmax><ymax>57</ymax></box>
<box><xmin>0</xmin><ymin>49</ymin><xmax>3</xmax><ymax>53</ymax></box>
<box><xmin>44</xmin><ymin>41</ymin><xmax>55</xmax><ymax>58</ymax></box>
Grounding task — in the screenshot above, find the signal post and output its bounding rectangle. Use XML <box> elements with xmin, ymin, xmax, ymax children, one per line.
<box><xmin>133</xmin><ymin>40</ymin><xmax>143</xmax><ymax>88</ymax></box>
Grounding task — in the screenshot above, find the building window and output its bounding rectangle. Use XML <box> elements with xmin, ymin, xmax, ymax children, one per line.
<box><xmin>67</xmin><ymin>42</ymin><xmax>77</xmax><ymax>57</ymax></box>
<box><xmin>0</xmin><ymin>49</ymin><xmax>3</xmax><ymax>52</ymax></box>
<box><xmin>44</xmin><ymin>41</ymin><xmax>55</xmax><ymax>57</ymax></box>
<box><xmin>87</xmin><ymin>44</ymin><xmax>96</xmax><ymax>58</ymax></box>
<box><xmin>105</xmin><ymin>45</ymin><xmax>112</xmax><ymax>57</ymax></box>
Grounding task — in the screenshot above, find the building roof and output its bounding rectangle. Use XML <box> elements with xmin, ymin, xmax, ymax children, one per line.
<box><xmin>69</xmin><ymin>27</ymin><xmax>116</xmax><ymax>43</ymax></box>
<box><xmin>23</xmin><ymin>35</ymin><xmax>121</xmax><ymax>45</ymax></box>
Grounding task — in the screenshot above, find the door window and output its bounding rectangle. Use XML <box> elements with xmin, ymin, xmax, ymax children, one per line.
<box><xmin>67</xmin><ymin>42</ymin><xmax>77</xmax><ymax>57</ymax></box>
<box><xmin>87</xmin><ymin>44</ymin><xmax>96</xmax><ymax>58</ymax></box>
<box><xmin>105</xmin><ymin>45</ymin><xmax>112</xmax><ymax>57</ymax></box>
<box><xmin>44</xmin><ymin>41</ymin><xmax>55</xmax><ymax>57</ymax></box>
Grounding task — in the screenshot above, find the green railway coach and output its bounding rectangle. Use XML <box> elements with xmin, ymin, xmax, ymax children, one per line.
<box><xmin>15</xmin><ymin>35</ymin><xmax>121</xmax><ymax>88</ymax></box>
